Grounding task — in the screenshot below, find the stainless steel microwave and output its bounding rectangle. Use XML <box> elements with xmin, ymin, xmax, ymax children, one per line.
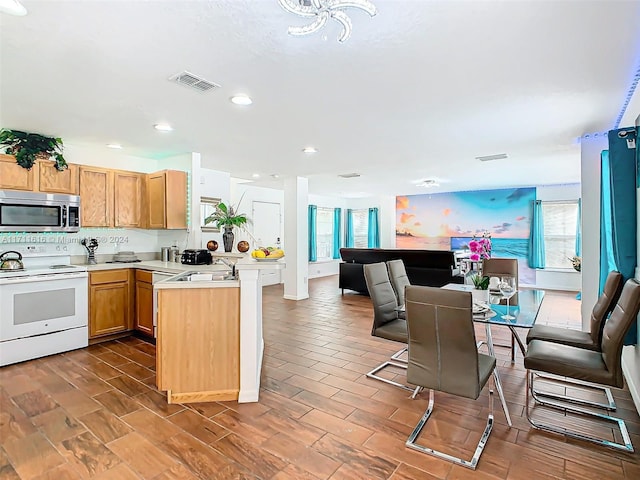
<box><xmin>0</xmin><ymin>190</ymin><xmax>80</xmax><ymax>232</ymax></box>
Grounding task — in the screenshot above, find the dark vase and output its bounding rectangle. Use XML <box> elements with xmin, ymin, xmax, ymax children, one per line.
<box><xmin>222</xmin><ymin>227</ymin><xmax>234</xmax><ymax>252</ymax></box>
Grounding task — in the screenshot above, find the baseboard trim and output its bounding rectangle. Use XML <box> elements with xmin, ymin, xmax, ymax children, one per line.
<box><xmin>283</xmin><ymin>294</ymin><xmax>309</xmax><ymax>301</ymax></box>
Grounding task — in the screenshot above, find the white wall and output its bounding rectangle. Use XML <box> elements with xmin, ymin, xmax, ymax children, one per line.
<box><xmin>63</xmin><ymin>143</ymin><xmax>162</xmax><ymax>173</ymax></box>
<box><xmin>231</xmin><ymin>180</ymin><xmax>284</xmax><ymax>250</ymax></box>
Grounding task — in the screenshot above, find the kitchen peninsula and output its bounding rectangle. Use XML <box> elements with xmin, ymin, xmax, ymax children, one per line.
<box><xmin>86</xmin><ymin>258</ymin><xmax>284</xmax><ymax>404</ymax></box>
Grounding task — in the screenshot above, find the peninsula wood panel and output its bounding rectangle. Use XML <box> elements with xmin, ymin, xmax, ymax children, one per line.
<box><xmin>0</xmin><ymin>154</ymin><xmax>36</xmax><ymax>191</ymax></box>
<box><xmin>114</xmin><ymin>171</ymin><xmax>142</xmax><ymax>227</ymax></box>
<box><xmin>156</xmin><ymin>287</ymin><xmax>240</xmax><ymax>400</ymax></box>
<box><xmin>80</xmin><ymin>166</ymin><xmax>113</xmax><ymax>227</ymax></box>
<box><xmin>38</xmin><ymin>160</ymin><xmax>79</xmax><ymax>194</ymax></box>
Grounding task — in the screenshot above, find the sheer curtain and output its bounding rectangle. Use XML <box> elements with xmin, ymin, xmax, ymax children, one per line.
<box><xmin>575</xmin><ymin>198</ymin><xmax>582</xmax><ymax>257</ymax></box>
<box><xmin>308</xmin><ymin>204</ymin><xmax>317</xmax><ymax>262</ymax></box>
<box><xmin>367</xmin><ymin>207</ymin><xmax>380</xmax><ymax>248</ymax></box>
<box><xmin>528</xmin><ymin>200</ymin><xmax>545</xmax><ymax>268</ymax></box>
<box><xmin>600</xmin><ymin>128</ymin><xmax>638</xmax><ymax>345</ymax></box>
<box><xmin>333</xmin><ymin>208</ymin><xmax>342</xmax><ymax>259</ymax></box>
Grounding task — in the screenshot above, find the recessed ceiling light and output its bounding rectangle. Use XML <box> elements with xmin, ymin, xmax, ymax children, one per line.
<box><xmin>0</xmin><ymin>0</ymin><xmax>27</xmax><ymax>16</ymax></box>
<box><xmin>302</xmin><ymin>147</ymin><xmax>318</xmax><ymax>154</ymax></box>
<box><xmin>271</xmin><ymin>174</ymin><xmax>279</xmax><ymax>179</ymax></box>
<box><xmin>230</xmin><ymin>94</ymin><xmax>253</xmax><ymax>106</ymax></box>
<box><xmin>154</xmin><ymin>124</ymin><xmax>173</xmax><ymax>132</ymax></box>
<box><xmin>106</xmin><ymin>144</ymin><xmax>122</xmax><ymax>149</ymax></box>
<box><xmin>252</xmin><ymin>173</ymin><xmax>260</xmax><ymax>178</ymax></box>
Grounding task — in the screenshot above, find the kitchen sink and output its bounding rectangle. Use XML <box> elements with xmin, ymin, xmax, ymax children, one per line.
<box><xmin>171</xmin><ymin>271</ymin><xmax>236</xmax><ymax>282</ymax></box>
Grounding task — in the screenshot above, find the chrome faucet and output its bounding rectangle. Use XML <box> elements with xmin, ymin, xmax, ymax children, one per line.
<box><xmin>215</xmin><ymin>257</ymin><xmax>237</xmax><ymax>278</ymax></box>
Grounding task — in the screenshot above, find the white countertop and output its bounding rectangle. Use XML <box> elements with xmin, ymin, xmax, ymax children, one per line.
<box><xmin>83</xmin><ymin>258</ymin><xmax>285</xmax><ymax>273</ymax></box>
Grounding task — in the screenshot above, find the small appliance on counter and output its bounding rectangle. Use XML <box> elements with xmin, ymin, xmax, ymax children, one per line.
<box><xmin>112</xmin><ymin>251</ymin><xmax>140</xmax><ymax>263</ymax></box>
<box><xmin>81</xmin><ymin>238</ymin><xmax>99</xmax><ymax>265</ymax></box>
<box><xmin>181</xmin><ymin>249</ymin><xmax>212</xmax><ymax>265</ymax></box>
<box><xmin>161</xmin><ymin>247</ymin><xmax>171</xmax><ymax>262</ymax></box>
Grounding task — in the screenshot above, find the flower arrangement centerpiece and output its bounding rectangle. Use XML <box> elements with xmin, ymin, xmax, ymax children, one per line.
<box><xmin>468</xmin><ymin>232</ymin><xmax>492</xmax><ymax>290</ymax></box>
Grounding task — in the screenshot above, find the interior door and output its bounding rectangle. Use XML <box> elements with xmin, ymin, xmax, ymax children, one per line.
<box><xmin>252</xmin><ymin>201</ymin><xmax>281</xmax><ymax>248</ymax></box>
<box><xmin>251</xmin><ymin>201</ymin><xmax>282</xmax><ymax>285</ymax></box>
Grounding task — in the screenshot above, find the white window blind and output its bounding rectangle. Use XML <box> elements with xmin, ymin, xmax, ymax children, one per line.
<box><xmin>352</xmin><ymin>209</ymin><xmax>368</xmax><ymax>248</ymax></box>
<box><xmin>542</xmin><ymin>201</ymin><xmax>579</xmax><ymax>269</ymax></box>
<box><xmin>316</xmin><ymin>207</ymin><xmax>333</xmax><ymax>260</ymax></box>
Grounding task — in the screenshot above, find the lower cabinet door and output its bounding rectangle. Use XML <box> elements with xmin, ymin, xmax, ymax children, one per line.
<box><xmin>135</xmin><ymin>280</ymin><xmax>154</xmax><ymax>336</ymax></box>
<box><xmin>89</xmin><ymin>282</ymin><xmax>129</xmax><ymax>338</ymax></box>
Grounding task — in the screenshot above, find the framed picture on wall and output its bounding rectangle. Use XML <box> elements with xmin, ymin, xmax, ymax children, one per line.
<box><xmin>201</xmin><ymin>197</ymin><xmax>221</xmax><ymax>232</ymax></box>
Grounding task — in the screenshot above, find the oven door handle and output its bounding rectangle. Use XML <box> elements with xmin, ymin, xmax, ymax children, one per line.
<box><xmin>0</xmin><ymin>272</ymin><xmax>88</xmax><ymax>284</ymax></box>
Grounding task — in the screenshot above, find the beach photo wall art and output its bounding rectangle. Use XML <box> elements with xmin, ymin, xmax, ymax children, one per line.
<box><xmin>396</xmin><ymin>187</ymin><xmax>536</xmax><ymax>284</ymax></box>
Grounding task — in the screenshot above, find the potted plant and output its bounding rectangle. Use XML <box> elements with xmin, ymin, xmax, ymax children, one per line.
<box><xmin>470</xmin><ymin>273</ymin><xmax>490</xmax><ymax>303</ymax></box>
<box><xmin>204</xmin><ymin>200</ymin><xmax>248</xmax><ymax>252</ymax></box>
<box><xmin>0</xmin><ymin>128</ymin><xmax>68</xmax><ymax>171</ymax></box>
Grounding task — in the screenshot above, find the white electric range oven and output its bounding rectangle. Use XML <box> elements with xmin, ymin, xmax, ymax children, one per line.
<box><xmin>0</xmin><ymin>244</ymin><xmax>88</xmax><ymax>366</ymax></box>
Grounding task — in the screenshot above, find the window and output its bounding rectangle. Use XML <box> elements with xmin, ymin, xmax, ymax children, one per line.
<box><xmin>316</xmin><ymin>207</ymin><xmax>334</xmax><ymax>260</ymax></box>
<box><xmin>542</xmin><ymin>201</ymin><xmax>579</xmax><ymax>269</ymax></box>
<box><xmin>352</xmin><ymin>209</ymin><xmax>369</xmax><ymax>248</ymax></box>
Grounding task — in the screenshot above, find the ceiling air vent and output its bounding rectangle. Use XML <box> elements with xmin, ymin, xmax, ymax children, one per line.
<box><xmin>475</xmin><ymin>153</ymin><xmax>508</xmax><ymax>162</ymax></box>
<box><xmin>170</xmin><ymin>71</ymin><xmax>220</xmax><ymax>92</ymax></box>
<box><xmin>338</xmin><ymin>173</ymin><xmax>361</xmax><ymax>178</ymax></box>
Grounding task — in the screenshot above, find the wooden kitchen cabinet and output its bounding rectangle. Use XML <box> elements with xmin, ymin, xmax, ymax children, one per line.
<box><xmin>38</xmin><ymin>160</ymin><xmax>79</xmax><ymax>194</ymax></box>
<box><xmin>0</xmin><ymin>154</ymin><xmax>36</xmax><ymax>191</ymax></box>
<box><xmin>89</xmin><ymin>269</ymin><xmax>132</xmax><ymax>338</ymax></box>
<box><xmin>114</xmin><ymin>171</ymin><xmax>142</xmax><ymax>227</ymax></box>
<box><xmin>145</xmin><ymin>170</ymin><xmax>187</xmax><ymax>229</ymax></box>
<box><xmin>134</xmin><ymin>270</ymin><xmax>154</xmax><ymax>336</ymax></box>
<box><xmin>80</xmin><ymin>166</ymin><xmax>113</xmax><ymax>227</ymax></box>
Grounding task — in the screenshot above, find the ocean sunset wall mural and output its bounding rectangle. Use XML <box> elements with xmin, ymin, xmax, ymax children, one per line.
<box><xmin>396</xmin><ymin>187</ymin><xmax>536</xmax><ymax>284</ymax></box>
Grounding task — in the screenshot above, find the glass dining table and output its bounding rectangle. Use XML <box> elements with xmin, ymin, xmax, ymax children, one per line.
<box><xmin>441</xmin><ymin>283</ymin><xmax>546</xmax><ymax>361</ymax></box>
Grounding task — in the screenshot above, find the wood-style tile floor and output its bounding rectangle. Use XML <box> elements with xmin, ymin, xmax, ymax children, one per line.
<box><xmin>1</xmin><ymin>277</ymin><xmax>638</xmax><ymax>479</ymax></box>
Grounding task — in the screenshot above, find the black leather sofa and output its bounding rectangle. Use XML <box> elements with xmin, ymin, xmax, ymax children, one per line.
<box><xmin>339</xmin><ymin>248</ymin><xmax>463</xmax><ymax>294</ymax></box>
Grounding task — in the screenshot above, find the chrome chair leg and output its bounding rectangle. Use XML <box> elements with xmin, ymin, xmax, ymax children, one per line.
<box><xmin>525</xmin><ymin>371</ymin><xmax>633</xmax><ymax>452</ymax></box>
<box><xmin>492</xmin><ymin>368</ymin><xmax>512</xmax><ymax>427</ymax></box>
<box><xmin>411</xmin><ymin>385</ymin><xmax>422</xmax><ymax>399</ymax></box>
<box><xmin>406</xmin><ymin>380</ymin><xmax>494</xmax><ymax>470</ymax></box>
<box><xmin>532</xmin><ymin>372</ymin><xmax>616</xmax><ymax>411</ymax></box>
<box><xmin>390</xmin><ymin>346</ymin><xmax>408</xmax><ymax>363</ymax></box>
<box><xmin>366</xmin><ymin>361</ymin><xmax>413</xmax><ymax>391</ymax></box>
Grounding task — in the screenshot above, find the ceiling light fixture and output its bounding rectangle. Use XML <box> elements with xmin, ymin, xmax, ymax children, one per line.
<box><xmin>278</xmin><ymin>0</ymin><xmax>377</xmax><ymax>43</ymax></box>
<box><xmin>416</xmin><ymin>179</ymin><xmax>440</xmax><ymax>188</ymax></box>
<box><xmin>106</xmin><ymin>144</ymin><xmax>122</xmax><ymax>149</ymax></box>
<box><xmin>0</xmin><ymin>0</ymin><xmax>27</xmax><ymax>16</ymax></box>
<box><xmin>271</xmin><ymin>174</ymin><xmax>280</xmax><ymax>179</ymax></box>
<box><xmin>252</xmin><ymin>173</ymin><xmax>260</xmax><ymax>178</ymax></box>
<box><xmin>302</xmin><ymin>146</ymin><xmax>318</xmax><ymax>153</ymax></box>
<box><xmin>230</xmin><ymin>94</ymin><xmax>253</xmax><ymax>106</ymax></box>
<box><xmin>475</xmin><ymin>153</ymin><xmax>508</xmax><ymax>162</ymax></box>
<box><xmin>154</xmin><ymin>124</ymin><xmax>173</xmax><ymax>131</ymax></box>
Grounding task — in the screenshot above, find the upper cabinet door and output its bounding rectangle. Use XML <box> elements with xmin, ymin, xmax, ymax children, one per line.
<box><xmin>38</xmin><ymin>161</ymin><xmax>79</xmax><ymax>194</ymax></box>
<box><xmin>114</xmin><ymin>171</ymin><xmax>142</xmax><ymax>227</ymax></box>
<box><xmin>80</xmin><ymin>166</ymin><xmax>113</xmax><ymax>227</ymax></box>
<box><xmin>165</xmin><ymin>170</ymin><xmax>187</xmax><ymax>229</ymax></box>
<box><xmin>146</xmin><ymin>172</ymin><xmax>167</xmax><ymax>229</ymax></box>
<box><xmin>0</xmin><ymin>154</ymin><xmax>36</xmax><ymax>191</ymax></box>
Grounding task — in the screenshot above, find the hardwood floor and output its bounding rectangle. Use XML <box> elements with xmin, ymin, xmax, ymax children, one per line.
<box><xmin>1</xmin><ymin>276</ymin><xmax>638</xmax><ymax>479</ymax></box>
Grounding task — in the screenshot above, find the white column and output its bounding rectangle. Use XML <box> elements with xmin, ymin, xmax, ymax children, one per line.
<box><xmin>580</xmin><ymin>135</ymin><xmax>608</xmax><ymax>331</ymax></box>
<box><xmin>283</xmin><ymin>176</ymin><xmax>309</xmax><ymax>300</ymax></box>
<box><xmin>189</xmin><ymin>152</ymin><xmax>202</xmax><ymax>249</ymax></box>
<box><xmin>238</xmin><ymin>268</ymin><xmax>262</xmax><ymax>403</ymax></box>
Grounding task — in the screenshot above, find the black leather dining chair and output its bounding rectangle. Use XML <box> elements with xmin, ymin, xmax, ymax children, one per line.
<box><xmin>403</xmin><ymin>285</ymin><xmax>507</xmax><ymax>469</ymax></box>
<box><xmin>524</xmin><ymin>278</ymin><xmax>640</xmax><ymax>453</ymax></box>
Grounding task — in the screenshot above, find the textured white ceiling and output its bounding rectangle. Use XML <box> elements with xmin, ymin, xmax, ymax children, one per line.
<box><xmin>1</xmin><ymin>0</ymin><xmax>639</xmax><ymax>197</ymax></box>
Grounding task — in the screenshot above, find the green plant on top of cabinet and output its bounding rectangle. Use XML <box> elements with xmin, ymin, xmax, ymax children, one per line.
<box><xmin>0</xmin><ymin>153</ymin><xmax>36</xmax><ymax>191</ymax></box>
